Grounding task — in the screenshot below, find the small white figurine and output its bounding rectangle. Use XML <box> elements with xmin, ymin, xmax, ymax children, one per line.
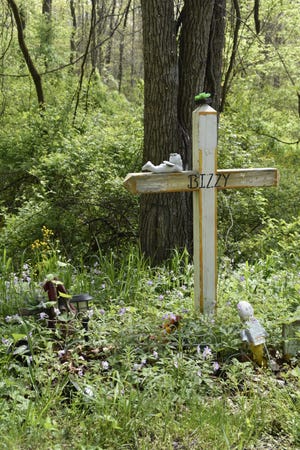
<box><xmin>142</xmin><ymin>153</ymin><xmax>183</xmax><ymax>173</ymax></box>
<box><xmin>237</xmin><ymin>300</ymin><xmax>268</xmax><ymax>366</ymax></box>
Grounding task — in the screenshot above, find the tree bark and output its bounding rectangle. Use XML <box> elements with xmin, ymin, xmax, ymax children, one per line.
<box><xmin>140</xmin><ymin>0</ymin><xmax>189</xmax><ymax>263</ymax></box>
<box><xmin>140</xmin><ymin>0</ymin><xmax>226</xmax><ymax>263</ymax></box>
<box><xmin>204</xmin><ymin>0</ymin><xmax>226</xmax><ymax>111</ymax></box>
<box><xmin>178</xmin><ymin>0</ymin><xmax>215</xmax><ymax>168</ymax></box>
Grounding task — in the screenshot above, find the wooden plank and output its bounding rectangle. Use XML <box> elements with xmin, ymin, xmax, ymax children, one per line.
<box><xmin>193</xmin><ymin>105</ymin><xmax>218</xmax><ymax>314</ymax></box>
<box><xmin>217</xmin><ymin>168</ymin><xmax>279</xmax><ymax>189</ymax></box>
<box><xmin>123</xmin><ymin>168</ymin><xmax>279</xmax><ymax>194</ymax></box>
<box><xmin>123</xmin><ymin>171</ymin><xmax>190</xmax><ymax>194</ymax></box>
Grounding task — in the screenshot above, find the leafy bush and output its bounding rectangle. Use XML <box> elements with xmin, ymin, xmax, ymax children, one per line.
<box><xmin>0</xmin><ymin>80</ymin><xmax>142</xmax><ymax>264</ymax></box>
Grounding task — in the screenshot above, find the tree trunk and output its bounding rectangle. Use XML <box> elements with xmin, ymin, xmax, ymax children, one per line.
<box><xmin>118</xmin><ymin>0</ymin><xmax>131</xmax><ymax>93</ymax></box>
<box><xmin>140</xmin><ymin>0</ymin><xmax>226</xmax><ymax>263</ymax></box>
<box><xmin>8</xmin><ymin>0</ymin><xmax>45</xmax><ymax>107</ymax></box>
<box><xmin>140</xmin><ymin>0</ymin><xmax>189</xmax><ymax>263</ymax></box>
<box><xmin>178</xmin><ymin>0</ymin><xmax>215</xmax><ymax>168</ymax></box>
<box><xmin>90</xmin><ymin>0</ymin><xmax>98</xmax><ymax>69</ymax></box>
<box><xmin>204</xmin><ymin>0</ymin><xmax>226</xmax><ymax>110</ymax></box>
<box><xmin>130</xmin><ymin>0</ymin><xmax>136</xmax><ymax>87</ymax></box>
<box><xmin>69</xmin><ymin>0</ymin><xmax>77</xmax><ymax>65</ymax></box>
<box><xmin>42</xmin><ymin>0</ymin><xmax>52</xmax><ymax>16</ymax></box>
<box><xmin>105</xmin><ymin>0</ymin><xmax>117</xmax><ymax>66</ymax></box>
<box><xmin>41</xmin><ymin>0</ymin><xmax>53</xmax><ymax>68</ymax></box>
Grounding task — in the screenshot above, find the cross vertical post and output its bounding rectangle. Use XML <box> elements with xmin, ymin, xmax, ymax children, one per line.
<box><xmin>193</xmin><ymin>105</ymin><xmax>218</xmax><ymax>314</ymax></box>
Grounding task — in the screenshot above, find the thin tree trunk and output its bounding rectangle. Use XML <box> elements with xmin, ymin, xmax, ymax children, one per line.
<box><xmin>70</xmin><ymin>0</ymin><xmax>77</xmax><ymax>65</ymax></box>
<box><xmin>7</xmin><ymin>0</ymin><xmax>45</xmax><ymax>107</ymax></box>
<box><xmin>42</xmin><ymin>0</ymin><xmax>52</xmax><ymax>15</ymax></box>
<box><xmin>91</xmin><ymin>0</ymin><xmax>98</xmax><ymax>69</ymax></box>
<box><xmin>220</xmin><ymin>0</ymin><xmax>240</xmax><ymax>112</ymax></box>
<box><xmin>41</xmin><ymin>0</ymin><xmax>53</xmax><ymax>69</ymax></box>
<box><xmin>105</xmin><ymin>0</ymin><xmax>117</xmax><ymax>66</ymax></box>
<box><xmin>130</xmin><ymin>0</ymin><xmax>135</xmax><ymax>87</ymax></box>
<box><xmin>118</xmin><ymin>0</ymin><xmax>131</xmax><ymax>93</ymax></box>
<box><xmin>73</xmin><ymin>0</ymin><xmax>96</xmax><ymax>123</ymax></box>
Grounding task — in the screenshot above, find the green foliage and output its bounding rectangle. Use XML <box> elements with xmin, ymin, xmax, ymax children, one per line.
<box><xmin>0</xmin><ymin>246</ymin><xmax>299</xmax><ymax>449</ymax></box>
<box><xmin>0</xmin><ymin>0</ymin><xmax>299</xmax><ymax>270</ymax></box>
<box><xmin>216</xmin><ymin>0</ymin><xmax>300</xmax><ymax>264</ymax></box>
<box><xmin>0</xmin><ymin>78</ymin><xmax>142</xmax><ymax>264</ymax></box>
<box><xmin>239</xmin><ymin>216</ymin><xmax>300</xmax><ymax>268</ymax></box>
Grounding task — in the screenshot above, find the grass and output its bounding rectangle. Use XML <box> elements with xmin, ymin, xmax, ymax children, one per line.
<box><xmin>0</xmin><ymin>246</ymin><xmax>299</xmax><ymax>449</ymax></box>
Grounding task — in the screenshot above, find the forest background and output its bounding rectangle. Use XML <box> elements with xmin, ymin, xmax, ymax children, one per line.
<box><xmin>0</xmin><ymin>0</ymin><xmax>299</xmax><ymax>269</ymax></box>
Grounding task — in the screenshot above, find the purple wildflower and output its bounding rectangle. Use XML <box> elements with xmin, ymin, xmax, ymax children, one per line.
<box><xmin>202</xmin><ymin>346</ymin><xmax>212</xmax><ymax>359</ymax></box>
<box><xmin>213</xmin><ymin>361</ymin><xmax>220</xmax><ymax>372</ymax></box>
<box><xmin>102</xmin><ymin>361</ymin><xmax>109</xmax><ymax>370</ymax></box>
<box><xmin>118</xmin><ymin>307</ymin><xmax>127</xmax><ymax>315</ymax></box>
<box><xmin>40</xmin><ymin>312</ymin><xmax>49</xmax><ymax>320</ymax></box>
<box><xmin>5</xmin><ymin>314</ymin><xmax>22</xmax><ymax>323</ymax></box>
<box><xmin>152</xmin><ymin>351</ymin><xmax>158</xmax><ymax>359</ymax></box>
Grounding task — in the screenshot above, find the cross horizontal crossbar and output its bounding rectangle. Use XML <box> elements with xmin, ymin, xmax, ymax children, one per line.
<box><xmin>123</xmin><ymin>168</ymin><xmax>279</xmax><ymax>194</ymax></box>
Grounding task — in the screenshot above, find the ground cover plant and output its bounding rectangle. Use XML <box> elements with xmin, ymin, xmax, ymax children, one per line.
<box><xmin>0</xmin><ymin>244</ymin><xmax>299</xmax><ymax>450</ymax></box>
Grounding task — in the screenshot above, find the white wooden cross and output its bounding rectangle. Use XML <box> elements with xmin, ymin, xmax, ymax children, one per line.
<box><xmin>123</xmin><ymin>105</ymin><xmax>279</xmax><ymax>314</ymax></box>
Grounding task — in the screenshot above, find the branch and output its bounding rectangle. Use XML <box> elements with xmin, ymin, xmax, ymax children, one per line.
<box><xmin>0</xmin><ymin>9</ymin><xmax>14</xmax><ymax>61</ymax></box>
<box><xmin>72</xmin><ymin>0</ymin><xmax>97</xmax><ymax>124</ymax></box>
<box><xmin>254</xmin><ymin>131</ymin><xmax>299</xmax><ymax>145</ymax></box>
